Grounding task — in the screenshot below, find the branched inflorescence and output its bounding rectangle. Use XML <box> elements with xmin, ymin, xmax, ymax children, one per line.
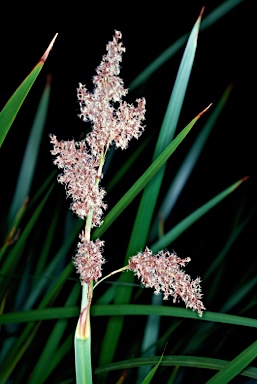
<box><xmin>50</xmin><ymin>30</ymin><xmax>146</xmax><ymax>284</ymax></box>
<box><xmin>77</xmin><ymin>30</ymin><xmax>146</xmax><ymax>154</ymax></box>
<box><xmin>50</xmin><ymin>30</ymin><xmax>205</xmax><ymax>316</ymax></box>
<box><xmin>128</xmin><ymin>247</ymin><xmax>205</xmax><ymax>316</ymax></box>
<box><xmin>49</xmin><ymin>137</ymin><xmax>107</xmax><ymax>226</ymax></box>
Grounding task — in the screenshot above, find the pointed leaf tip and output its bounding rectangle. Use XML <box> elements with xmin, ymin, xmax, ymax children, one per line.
<box><xmin>46</xmin><ymin>74</ymin><xmax>52</xmax><ymax>86</ymax></box>
<box><xmin>241</xmin><ymin>175</ymin><xmax>250</xmax><ymax>183</ymax></box>
<box><xmin>41</xmin><ymin>33</ymin><xmax>58</xmax><ymax>63</ymax></box>
<box><xmin>199</xmin><ymin>6</ymin><xmax>205</xmax><ymax>19</ymax></box>
<box><xmin>198</xmin><ymin>103</ymin><xmax>212</xmax><ymax>118</ymax></box>
<box><xmin>232</xmin><ymin>175</ymin><xmax>250</xmax><ymax>192</ymax></box>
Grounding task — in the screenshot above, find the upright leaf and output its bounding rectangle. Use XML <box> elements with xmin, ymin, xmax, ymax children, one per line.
<box><xmin>0</xmin><ymin>34</ymin><xmax>57</xmax><ymax>147</ymax></box>
<box><xmin>98</xmin><ymin>11</ymin><xmax>204</xmax><ymax>368</ymax></box>
<box><xmin>8</xmin><ymin>77</ymin><xmax>51</xmax><ymax>223</ymax></box>
<box><xmin>127</xmin><ymin>9</ymin><xmax>204</xmax><ymax>259</ymax></box>
<box><xmin>149</xmin><ymin>85</ymin><xmax>233</xmax><ymax>241</ymax></box>
<box><xmin>129</xmin><ymin>0</ymin><xmax>245</xmax><ymax>89</ymax></box>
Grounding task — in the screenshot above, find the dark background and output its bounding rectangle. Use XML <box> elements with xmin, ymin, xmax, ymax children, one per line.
<box><xmin>0</xmin><ymin>0</ymin><xmax>256</xmax><ymax>303</ymax></box>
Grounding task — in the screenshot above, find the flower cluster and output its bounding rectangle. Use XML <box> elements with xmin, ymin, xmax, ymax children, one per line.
<box><xmin>77</xmin><ymin>30</ymin><xmax>146</xmax><ymax>154</ymax></box>
<box><xmin>49</xmin><ymin>136</ymin><xmax>107</xmax><ymax>227</ymax></box>
<box><xmin>50</xmin><ymin>30</ymin><xmax>146</xmax><ymax>283</ymax></box>
<box><xmin>73</xmin><ymin>233</ymin><xmax>105</xmax><ymax>284</ymax></box>
<box><xmin>50</xmin><ymin>30</ymin><xmax>146</xmax><ymax>230</ymax></box>
<box><xmin>128</xmin><ymin>247</ymin><xmax>205</xmax><ymax>316</ymax></box>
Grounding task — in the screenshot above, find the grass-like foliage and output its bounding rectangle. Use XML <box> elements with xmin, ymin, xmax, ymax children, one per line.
<box><xmin>0</xmin><ymin>2</ymin><xmax>255</xmax><ymax>383</ymax></box>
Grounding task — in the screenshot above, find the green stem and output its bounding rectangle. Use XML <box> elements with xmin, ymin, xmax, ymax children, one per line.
<box><xmin>75</xmin><ymin>282</ymin><xmax>93</xmax><ymax>384</ymax></box>
<box><xmin>74</xmin><ymin>149</ymin><xmax>106</xmax><ymax>383</ymax></box>
<box><xmin>93</xmin><ymin>265</ymin><xmax>129</xmax><ymax>290</ymax></box>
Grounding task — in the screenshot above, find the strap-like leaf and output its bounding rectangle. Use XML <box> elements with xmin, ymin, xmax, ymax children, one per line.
<box><xmin>8</xmin><ymin>77</ymin><xmax>51</xmax><ymax>224</ymax></box>
<box><xmin>94</xmin><ymin>355</ymin><xmax>257</xmax><ymax>380</ymax></box>
<box><xmin>98</xmin><ymin>11</ymin><xmax>204</xmax><ymax>368</ymax></box>
<box><xmin>127</xmin><ymin>10</ymin><xmax>203</xmax><ymax>258</ymax></box>
<box><xmin>151</xmin><ymin>177</ymin><xmax>248</xmax><ymax>253</ymax></box>
<box><xmin>93</xmin><ymin>105</ymin><xmax>210</xmax><ymax>240</ymax></box>
<box><xmin>149</xmin><ymin>85</ymin><xmax>233</xmax><ymax>241</ymax></box>
<box><xmin>129</xmin><ymin>0</ymin><xmax>245</xmax><ymax>89</ymax></box>
<box><xmin>206</xmin><ymin>339</ymin><xmax>257</xmax><ymax>383</ymax></box>
<box><xmin>0</xmin><ymin>34</ymin><xmax>57</xmax><ymax>147</ymax></box>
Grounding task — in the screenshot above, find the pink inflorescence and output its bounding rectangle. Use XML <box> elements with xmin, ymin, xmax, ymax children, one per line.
<box><xmin>50</xmin><ymin>30</ymin><xmax>146</xmax><ymax>229</ymax></box>
<box><xmin>49</xmin><ymin>135</ymin><xmax>107</xmax><ymax>227</ymax></box>
<box><xmin>77</xmin><ymin>30</ymin><xmax>146</xmax><ymax>154</ymax></box>
<box><xmin>73</xmin><ymin>233</ymin><xmax>105</xmax><ymax>284</ymax></box>
<box><xmin>128</xmin><ymin>247</ymin><xmax>205</xmax><ymax>316</ymax></box>
<box><xmin>50</xmin><ymin>30</ymin><xmax>146</xmax><ymax>285</ymax></box>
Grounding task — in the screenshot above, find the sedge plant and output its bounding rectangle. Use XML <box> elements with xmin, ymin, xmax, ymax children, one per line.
<box><xmin>1</xmin><ymin>2</ymin><xmax>256</xmax><ymax>383</ymax></box>
<box><xmin>49</xmin><ymin>30</ymin><xmax>205</xmax><ymax>383</ymax></box>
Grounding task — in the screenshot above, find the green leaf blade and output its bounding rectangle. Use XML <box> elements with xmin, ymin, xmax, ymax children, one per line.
<box><xmin>206</xmin><ymin>339</ymin><xmax>257</xmax><ymax>384</ymax></box>
<box><xmin>0</xmin><ymin>34</ymin><xmax>57</xmax><ymax>147</ymax></box>
<box><xmin>151</xmin><ymin>177</ymin><xmax>248</xmax><ymax>253</ymax></box>
<box><xmin>8</xmin><ymin>77</ymin><xmax>51</xmax><ymax>223</ymax></box>
<box><xmin>93</xmin><ymin>106</ymin><xmax>210</xmax><ymax>241</ymax></box>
